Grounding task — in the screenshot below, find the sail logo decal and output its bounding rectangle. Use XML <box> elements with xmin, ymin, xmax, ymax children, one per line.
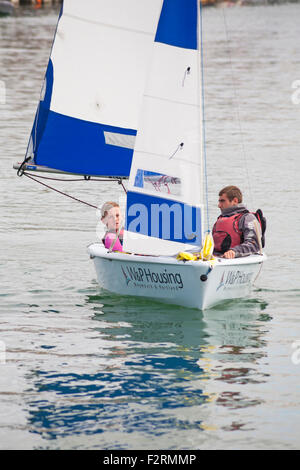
<box><xmin>126</xmin><ymin>191</ymin><xmax>202</xmax><ymax>245</ymax></box>
<box><xmin>217</xmin><ymin>270</ymin><xmax>254</xmax><ymax>291</ymax></box>
<box><xmin>121</xmin><ymin>265</ymin><xmax>183</xmax><ymax>291</ymax></box>
<box><xmin>216</xmin><ymin>272</ymin><xmax>225</xmax><ymax>291</ymax></box>
<box><xmin>121</xmin><ymin>266</ymin><xmax>132</xmax><ymax>286</ymax></box>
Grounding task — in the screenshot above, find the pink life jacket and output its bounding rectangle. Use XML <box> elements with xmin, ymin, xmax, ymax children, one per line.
<box><xmin>103</xmin><ymin>229</ymin><xmax>124</xmax><ymax>252</ymax></box>
<box><xmin>212</xmin><ymin>212</ymin><xmax>246</xmax><ymax>254</ymax></box>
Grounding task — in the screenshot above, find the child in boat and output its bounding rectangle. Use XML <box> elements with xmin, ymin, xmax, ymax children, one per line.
<box><xmin>100</xmin><ymin>201</ymin><xmax>124</xmax><ymax>252</ymax></box>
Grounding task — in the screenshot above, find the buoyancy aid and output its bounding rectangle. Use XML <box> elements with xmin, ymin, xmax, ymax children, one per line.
<box><xmin>102</xmin><ymin>228</ymin><xmax>124</xmax><ymax>252</ymax></box>
<box><xmin>212</xmin><ymin>211</ymin><xmax>247</xmax><ymax>254</ymax></box>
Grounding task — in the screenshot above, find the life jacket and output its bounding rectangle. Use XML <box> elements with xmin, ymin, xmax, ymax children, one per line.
<box><xmin>213</xmin><ymin>209</ymin><xmax>266</xmax><ymax>253</ymax></box>
<box><xmin>102</xmin><ymin>228</ymin><xmax>124</xmax><ymax>251</ymax></box>
<box><xmin>212</xmin><ymin>211</ymin><xmax>247</xmax><ymax>254</ymax></box>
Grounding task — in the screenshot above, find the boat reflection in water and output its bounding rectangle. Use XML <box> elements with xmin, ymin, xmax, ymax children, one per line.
<box><xmin>24</xmin><ymin>291</ymin><xmax>270</xmax><ymax>446</ymax></box>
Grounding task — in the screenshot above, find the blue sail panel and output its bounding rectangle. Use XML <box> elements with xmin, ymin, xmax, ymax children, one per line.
<box><xmin>30</xmin><ymin>59</ymin><xmax>54</xmax><ymax>161</ymax></box>
<box><xmin>34</xmin><ymin>111</ymin><xmax>136</xmax><ymax>177</ymax></box>
<box><xmin>126</xmin><ymin>191</ymin><xmax>202</xmax><ymax>245</ymax></box>
<box><xmin>155</xmin><ymin>0</ymin><xmax>198</xmax><ymax>50</ymax></box>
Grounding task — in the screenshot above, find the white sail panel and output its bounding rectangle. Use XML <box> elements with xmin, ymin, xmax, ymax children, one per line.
<box><xmin>143</xmin><ymin>43</ymin><xmax>199</xmax><ymax>107</ymax></box>
<box><xmin>50</xmin><ymin>0</ymin><xmax>163</xmax><ymax>128</ymax></box>
<box><xmin>123</xmin><ymin>232</ymin><xmax>200</xmax><ymax>257</ymax></box>
<box><xmin>130</xmin><ymin>94</ymin><xmax>201</xmax><ymax>166</ymax></box>
<box><xmin>131</xmin><ymin>42</ymin><xmax>200</xmax><ymax>167</ymax></box>
<box><xmin>63</xmin><ymin>0</ymin><xmax>163</xmax><ymax>34</ymax></box>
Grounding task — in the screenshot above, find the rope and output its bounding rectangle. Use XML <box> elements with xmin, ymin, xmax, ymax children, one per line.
<box><xmin>19</xmin><ymin>171</ymin><xmax>127</xmax><ymax>210</ymax></box>
<box><xmin>17</xmin><ymin>156</ymin><xmax>31</xmax><ymax>177</ymax></box>
<box><xmin>118</xmin><ymin>179</ymin><xmax>127</xmax><ymax>194</ymax></box>
<box><xmin>23</xmin><ymin>172</ymin><xmax>98</xmax><ymax>210</ymax></box>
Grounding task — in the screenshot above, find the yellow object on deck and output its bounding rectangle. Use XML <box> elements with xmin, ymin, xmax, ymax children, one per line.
<box><xmin>200</xmin><ymin>231</ymin><xmax>214</xmax><ymax>261</ymax></box>
<box><xmin>176</xmin><ymin>252</ymin><xmax>197</xmax><ymax>261</ymax></box>
<box><xmin>176</xmin><ymin>232</ymin><xmax>215</xmax><ymax>264</ymax></box>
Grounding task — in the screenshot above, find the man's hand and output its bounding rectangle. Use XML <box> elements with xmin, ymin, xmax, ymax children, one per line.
<box><xmin>223</xmin><ymin>250</ymin><xmax>236</xmax><ymax>259</ymax></box>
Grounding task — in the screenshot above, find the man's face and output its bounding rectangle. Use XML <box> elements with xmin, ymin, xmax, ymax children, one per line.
<box><xmin>218</xmin><ymin>193</ymin><xmax>239</xmax><ymax>211</ymax></box>
<box><xmin>105</xmin><ymin>206</ymin><xmax>121</xmax><ymax>231</ymax></box>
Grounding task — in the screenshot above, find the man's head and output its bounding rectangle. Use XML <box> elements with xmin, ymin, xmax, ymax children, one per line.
<box><xmin>218</xmin><ymin>186</ymin><xmax>242</xmax><ymax>211</ymax></box>
<box><xmin>101</xmin><ymin>201</ymin><xmax>121</xmax><ymax>231</ymax></box>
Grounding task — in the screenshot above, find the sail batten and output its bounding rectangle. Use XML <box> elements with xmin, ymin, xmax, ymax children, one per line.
<box><xmin>143</xmin><ymin>94</ymin><xmax>200</xmax><ymax>108</ymax></box>
<box><xmin>63</xmin><ymin>12</ymin><xmax>157</xmax><ymax>37</ymax></box>
<box><xmin>129</xmin><ymin>149</ymin><xmax>203</xmax><ymax>167</ymax></box>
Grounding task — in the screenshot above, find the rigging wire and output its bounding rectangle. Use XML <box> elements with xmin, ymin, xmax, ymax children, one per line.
<box><xmin>221</xmin><ymin>8</ymin><xmax>253</xmax><ymax>207</ymax></box>
<box><xmin>22</xmin><ymin>172</ymin><xmax>98</xmax><ymax>209</ymax></box>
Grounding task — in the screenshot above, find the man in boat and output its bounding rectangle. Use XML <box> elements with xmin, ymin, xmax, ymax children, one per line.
<box><xmin>101</xmin><ymin>201</ymin><xmax>123</xmax><ymax>252</ymax></box>
<box><xmin>212</xmin><ymin>186</ymin><xmax>261</xmax><ymax>259</ymax></box>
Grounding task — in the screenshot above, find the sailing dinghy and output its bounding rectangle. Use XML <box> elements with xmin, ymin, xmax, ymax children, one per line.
<box><xmin>14</xmin><ymin>0</ymin><xmax>266</xmax><ymax>310</ymax></box>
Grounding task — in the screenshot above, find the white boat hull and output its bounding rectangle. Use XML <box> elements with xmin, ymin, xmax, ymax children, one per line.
<box><xmin>88</xmin><ymin>244</ymin><xmax>266</xmax><ymax>310</ymax></box>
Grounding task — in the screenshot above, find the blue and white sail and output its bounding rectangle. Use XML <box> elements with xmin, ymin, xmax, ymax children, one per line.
<box><xmin>123</xmin><ymin>0</ymin><xmax>205</xmax><ymax>256</ymax></box>
<box><xmin>25</xmin><ymin>0</ymin><xmax>162</xmax><ymax>177</ymax></box>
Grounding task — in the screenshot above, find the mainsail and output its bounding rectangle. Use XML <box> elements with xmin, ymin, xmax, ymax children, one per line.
<box><xmin>24</xmin><ymin>0</ymin><xmax>162</xmax><ymax>177</ymax></box>
<box><xmin>123</xmin><ymin>0</ymin><xmax>204</xmax><ymax>256</ymax></box>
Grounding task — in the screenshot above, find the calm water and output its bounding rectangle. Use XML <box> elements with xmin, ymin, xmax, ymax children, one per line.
<box><xmin>0</xmin><ymin>3</ymin><xmax>300</xmax><ymax>450</ymax></box>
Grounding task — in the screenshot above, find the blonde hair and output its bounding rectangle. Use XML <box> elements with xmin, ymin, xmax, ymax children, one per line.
<box><xmin>100</xmin><ymin>201</ymin><xmax>119</xmax><ymax>220</ymax></box>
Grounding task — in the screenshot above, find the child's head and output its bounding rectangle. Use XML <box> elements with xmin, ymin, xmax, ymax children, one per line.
<box><xmin>101</xmin><ymin>202</ymin><xmax>121</xmax><ymax>231</ymax></box>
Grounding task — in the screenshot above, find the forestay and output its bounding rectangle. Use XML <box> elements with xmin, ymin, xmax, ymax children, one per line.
<box><xmin>123</xmin><ymin>0</ymin><xmax>204</xmax><ymax>256</ymax></box>
<box><xmin>25</xmin><ymin>0</ymin><xmax>162</xmax><ymax>177</ymax></box>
